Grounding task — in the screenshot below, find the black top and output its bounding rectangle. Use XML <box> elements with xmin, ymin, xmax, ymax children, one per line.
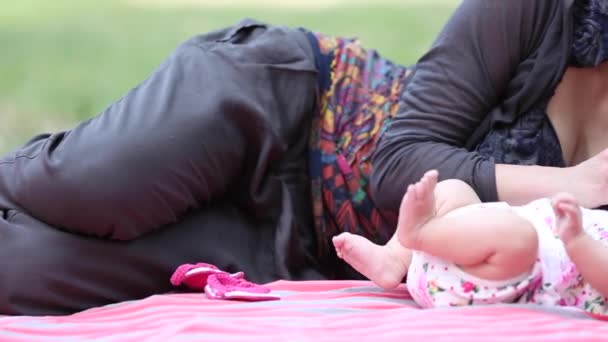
<box><xmin>371</xmin><ymin>0</ymin><xmax>575</xmax><ymax>207</ymax></box>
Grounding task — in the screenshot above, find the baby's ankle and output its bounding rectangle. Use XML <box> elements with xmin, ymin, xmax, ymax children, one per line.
<box><xmin>398</xmin><ymin>231</ymin><xmax>420</xmax><ymax>250</ymax></box>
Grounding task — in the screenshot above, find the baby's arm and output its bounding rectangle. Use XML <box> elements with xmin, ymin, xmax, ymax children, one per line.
<box><xmin>564</xmin><ymin>235</ymin><xmax>608</xmax><ymax>297</ymax></box>
<box><xmin>553</xmin><ymin>194</ymin><xmax>608</xmax><ymax>297</ymax></box>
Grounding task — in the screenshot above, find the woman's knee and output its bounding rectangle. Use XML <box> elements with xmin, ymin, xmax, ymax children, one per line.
<box><xmin>5</xmin><ymin>133</ymin><xmax>161</xmax><ymax>239</ymax></box>
<box><xmin>3</xmin><ymin>52</ymin><xmax>235</xmax><ymax>239</ymax></box>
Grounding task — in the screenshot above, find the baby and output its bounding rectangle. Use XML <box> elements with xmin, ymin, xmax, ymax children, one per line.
<box><xmin>333</xmin><ymin>170</ymin><xmax>608</xmax><ymax>314</ymax></box>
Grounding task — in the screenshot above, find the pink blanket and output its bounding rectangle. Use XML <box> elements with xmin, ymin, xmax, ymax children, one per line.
<box><xmin>1</xmin><ymin>280</ymin><xmax>606</xmax><ymax>341</ymax></box>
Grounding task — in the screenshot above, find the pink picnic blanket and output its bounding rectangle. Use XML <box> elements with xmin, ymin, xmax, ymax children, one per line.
<box><xmin>1</xmin><ymin>280</ymin><xmax>606</xmax><ymax>341</ymax></box>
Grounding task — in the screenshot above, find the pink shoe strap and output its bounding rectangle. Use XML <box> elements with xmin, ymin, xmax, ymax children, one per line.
<box><xmin>207</xmin><ymin>273</ymin><xmax>271</xmax><ymax>295</ymax></box>
<box><xmin>204</xmin><ymin>273</ymin><xmax>280</xmax><ymax>301</ymax></box>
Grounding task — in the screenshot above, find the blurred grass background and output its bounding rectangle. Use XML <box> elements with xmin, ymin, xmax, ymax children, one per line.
<box><xmin>0</xmin><ymin>0</ymin><xmax>458</xmax><ymax>153</ymax></box>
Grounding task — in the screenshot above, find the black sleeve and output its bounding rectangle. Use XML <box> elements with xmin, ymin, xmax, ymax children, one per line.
<box><xmin>370</xmin><ymin>0</ymin><xmax>562</xmax><ymax>208</ymax></box>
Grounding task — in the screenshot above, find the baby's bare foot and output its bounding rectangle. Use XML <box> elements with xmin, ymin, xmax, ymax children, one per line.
<box><xmin>333</xmin><ymin>233</ymin><xmax>410</xmax><ymax>289</ymax></box>
<box><xmin>551</xmin><ymin>192</ymin><xmax>584</xmax><ymax>246</ymax></box>
<box><xmin>396</xmin><ymin>170</ymin><xmax>439</xmax><ymax>249</ymax></box>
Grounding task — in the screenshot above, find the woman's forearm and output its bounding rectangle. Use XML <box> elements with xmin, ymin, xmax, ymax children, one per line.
<box><xmin>495</xmin><ymin>164</ymin><xmax>570</xmax><ymax>205</ymax></box>
<box><xmin>565</xmin><ymin>234</ymin><xmax>608</xmax><ymax>297</ymax></box>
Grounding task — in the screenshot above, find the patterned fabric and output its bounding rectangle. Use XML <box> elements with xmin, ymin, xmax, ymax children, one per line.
<box><xmin>407</xmin><ymin>248</ymin><xmax>542</xmax><ymax>309</ymax></box>
<box><xmin>522</xmin><ymin>200</ymin><xmax>608</xmax><ymax>315</ymax></box>
<box><xmin>307</xmin><ymin>32</ymin><xmax>411</xmax><ymax>258</ymax></box>
<box><xmin>407</xmin><ymin>199</ymin><xmax>608</xmax><ymax>315</ymax></box>
<box><xmin>571</xmin><ymin>0</ymin><xmax>608</xmax><ymax>67</ymax></box>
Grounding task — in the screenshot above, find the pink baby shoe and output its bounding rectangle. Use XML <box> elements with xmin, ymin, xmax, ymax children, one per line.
<box><xmin>170</xmin><ymin>263</ymin><xmax>244</xmax><ymax>291</ymax></box>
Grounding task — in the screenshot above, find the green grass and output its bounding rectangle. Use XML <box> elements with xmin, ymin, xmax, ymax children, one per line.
<box><xmin>0</xmin><ymin>0</ymin><xmax>457</xmax><ymax>153</ymax></box>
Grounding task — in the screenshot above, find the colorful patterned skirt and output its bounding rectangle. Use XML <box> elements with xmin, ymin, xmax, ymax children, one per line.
<box><xmin>308</xmin><ymin>33</ymin><xmax>411</xmax><ymax>258</ymax></box>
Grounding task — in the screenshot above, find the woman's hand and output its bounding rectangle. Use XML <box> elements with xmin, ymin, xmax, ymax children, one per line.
<box><xmin>566</xmin><ymin>148</ymin><xmax>608</xmax><ymax>209</ymax></box>
<box><xmin>496</xmin><ymin>148</ymin><xmax>608</xmax><ymax>207</ymax></box>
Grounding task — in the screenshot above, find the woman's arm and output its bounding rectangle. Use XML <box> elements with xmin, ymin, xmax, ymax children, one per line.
<box><xmin>371</xmin><ymin>0</ymin><xmax>567</xmax><ymax>209</ymax></box>
<box><xmin>495</xmin><ymin>164</ymin><xmax>571</xmax><ymax>205</ymax></box>
<box><xmin>493</xmin><ymin>154</ymin><xmax>608</xmax><ymax>207</ymax></box>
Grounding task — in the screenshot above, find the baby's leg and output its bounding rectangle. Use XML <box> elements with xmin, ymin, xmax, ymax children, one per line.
<box><xmin>331</xmin><ymin>170</ymin><xmax>480</xmax><ymax>289</ymax></box>
<box><xmin>399</xmin><ymin>172</ymin><xmax>538</xmax><ymax>281</ymax></box>
<box><xmin>332</xmin><ymin>232</ymin><xmax>411</xmax><ymax>289</ymax></box>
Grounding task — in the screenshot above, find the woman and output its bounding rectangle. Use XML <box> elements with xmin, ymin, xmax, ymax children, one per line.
<box><xmin>2</xmin><ymin>0</ymin><xmax>608</xmax><ymax>315</ymax></box>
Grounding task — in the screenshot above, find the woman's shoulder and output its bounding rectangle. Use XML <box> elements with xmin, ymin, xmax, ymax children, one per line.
<box><xmin>443</xmin><ymin>0</ymin><xmax>573</xmax><ymax>58</ymax></box>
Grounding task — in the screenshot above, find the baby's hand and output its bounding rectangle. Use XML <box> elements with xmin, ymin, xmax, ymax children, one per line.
<box><xmin>551</xmin><ymin>193</ymin><xmax>585</xmax><ymax>246</ymax></box>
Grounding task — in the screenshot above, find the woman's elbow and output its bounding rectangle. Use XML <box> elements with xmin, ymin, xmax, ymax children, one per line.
<box><xmin>369</xmin><ymin>140</ymin><xmax>435</xmax><ymax>210</ymax></box>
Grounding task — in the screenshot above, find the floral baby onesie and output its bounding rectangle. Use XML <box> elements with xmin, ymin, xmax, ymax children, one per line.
<box><xmin>406</xmin><ymin>199</ymin><xmax>608</xmax><ymax>314</ymax></box>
